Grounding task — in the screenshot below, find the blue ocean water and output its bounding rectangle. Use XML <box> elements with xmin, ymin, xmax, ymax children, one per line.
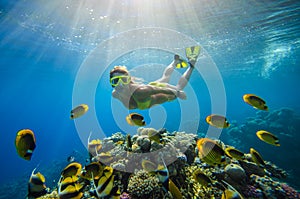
<box><xmin>0</xmin><ymin>0</ymin><xmax>299</xmax><ymax>198</ymax></box>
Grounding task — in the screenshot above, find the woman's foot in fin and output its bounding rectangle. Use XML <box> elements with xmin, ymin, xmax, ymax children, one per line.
<box><xmin>174</xmin><ymin>55</ymin><xmax>188</xmax><ymax>69</ymax></box>
<box><xmin>185</xmin><ymin>46</ymin><xmax>201</xmax><ymax>67</ymax></box>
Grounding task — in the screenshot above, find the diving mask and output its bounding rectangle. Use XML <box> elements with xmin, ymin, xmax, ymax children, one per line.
<box><xmin>110</xmin><ymin>75</ymin><xmax>131</xmax><ymax>87</ymax></box>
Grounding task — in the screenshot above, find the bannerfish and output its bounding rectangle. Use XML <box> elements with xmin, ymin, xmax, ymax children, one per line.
<box><xmin>88</xmin><ymin>132</ymin><xmax>102</xmax><ymax>157</ymax></box>
<box><xmin>28</xmin><ymin>168</ymin><xmax>48</xmax><ymax>198</ymax></box>
<box><xmin>243</xmin><ymin>94</ymin><xmax>268</xmax><ymax>111</ymax></box>
<box><xmin>70</xmin><ymin>104</ymin><xmax>89</xmax><ymax>119</ymax></box>
<box><xmin>206</xmin><ymin>114</ymin><xmax>230</xmax><ymax>128</ymax></box>
<box><xmin>93</xmin><ymin>166</ymin><xmax>120</xmax><ymax>199</ymax></box>
<box><xmin>141</xmin><ymin>154</ymin><xmax>182</xmax><ymax>199</ymax></box>
<box><xmin>256</xmin><ymin>130</ymin><xmax>280</xmax><ymax>146</ymax></box>
<box><xmin>58</xmin><ymin>176</ymin><xmax>84</xmax><ymax>199</ymax></box>
<box><xmin>157</xmin><ymin>154</ymin><xmax>183</xmax><ymax>199</ymax></box>
<box><xmin>221</xmin><ymin>180</ymin><xmax>244</xmax><ymax>199</ymax></box>
<box><xmin>15</xmin><ymin>129</ymin><xmax>36</xmax><ymax>160</ymax></box>
<box><xmin>126</xmin><ymin>113</ymin><xmax>146</xmax><ymax>126</ymax></box>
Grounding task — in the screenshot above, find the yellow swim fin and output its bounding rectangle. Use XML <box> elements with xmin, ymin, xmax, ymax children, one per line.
<box><xmin>174</xmin><ymin>55</ymin><xmax>188</xmax><ymax>68</ymax></box>
<box><xmin>185</xmin><ymin>46</ymin><xmax>201</xmax><ymax>67</ymax></box>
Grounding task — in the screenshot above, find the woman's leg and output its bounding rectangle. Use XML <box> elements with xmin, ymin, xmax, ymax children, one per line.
<box><xmin>176</xmin><ymin>64</ymin><xmax>194</xmax><ymax>90</ymax></box>
<box><xmin>155</xmin><ymin>55</ymin><xmax>179</xmax><ymax>83</ymax></box>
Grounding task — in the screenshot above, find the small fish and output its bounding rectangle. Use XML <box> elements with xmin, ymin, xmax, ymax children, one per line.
<box><xmin>61</xmin><ymin>162</ymin><xmax>82</xmax><ymax>179</ymax></box>
<box><xmin>15</xmin><ymin>129</ymin><xmax>36</xmax><ymax>161</ymax></box>
<box><xmin>58</xmin><ymin>175</ymin><xmax>79</xmax><ymax>188</ymax></box>
<box><xmin>224</xmin><ymin>147</ymin><xmax>245</xmax><ymax>161</ymax></box>
<box><xmin>197</xmin><ymin>138</ymin><xmax>226</xmax><ymax>165</ymax></box>
<box><xmin>126</xmin><ymin>113</ymin><xmax>146</xmax><ymax>126</ymax></box>
<box><xmin>141</xmin><ymin>159</ymin><xmax>157</xmax><ymax>172</ymax></box>
<box><xmin>250</xmin><ymin>148</ymin><xmax>265</xmax><ymax>167</ymax></box>
<box><xmin>88</xmin><ymin>132</ymin><xmax>102</xmax><ymax>157</ymax></box>
<box><xmin>243</xmin><ymin>94</ymin><xmax>268</xmax><ymax>111</ymax></box>
<box><xmin>206</xmin><ymin>114</ymin><xmax>230</xmax><ymax>128</ymax></box>
<box><xmin>148</xmin><ymin>130</ymin><xmax>162</xmax><ymax>143</ymax></box>
<box><xmin>221</xmin><ymin>180</ymin><xmax>244</xmax><ymax>199</ymax></box>
<box><xmin>97</xmin><ymin>152</ymin><xmax>113</xmax><ymax>164</ymax></box>
<box><xmin>222</xmin><ymin>189</ymin><xmax>243</xmax><ymax>199</ymax></box>
<box><xmin>193</xmin><ymin>169</ymin><xmax>212</xmax><ymax>187</ymax></box>
<box><xmin>81</xmin><ymin>162</ymin><xmax>103</xmax><ymax>180</ymax></box>
<box><xmin>70</xmin><ymin>104</ymin><xmax>89</xmax><ymax>119</ymax></box>
<box><xmin>94</xmin><ymin>166</ymin><xmax>120</xmax><ymax>198</ymax></box>
<box><xmin>67</xmin><ymin>155</ymin><xmax>75</xmax><ymax>163</ymax></box>
<box><xmin>157</xmin><ymin>154</ymin><xmax>183</xmax><ymax>199</ymax></box>
<box><xmin>28</xmin><ymin>168</ymin><xmax>48</xmax><ymax>198</ymax></box>
<box><xmin>58</xmin><ymin>180</ymin><xmax>84</xmax><ymax>199</ymax></box>
<box><xmin>256</xmin><ymin>130</ymin><xmax>280</xmax><ymax>146</ymax></box>
<box><xmin>141</xmin><ymin>155</ymin><xmax>182</xmax><ymax>199</ymax></box>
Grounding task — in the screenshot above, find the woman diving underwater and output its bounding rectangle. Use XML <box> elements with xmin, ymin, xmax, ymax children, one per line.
<box><xmin>109</xmin><ymin>46</ymin><xmax>200</xmax><ymax>110</ymax></box>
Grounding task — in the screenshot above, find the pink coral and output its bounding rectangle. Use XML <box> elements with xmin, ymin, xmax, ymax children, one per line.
<box><xmin>242</xmin><ymin>185</ymin><xmax>263</xmax><ymax>198</ymax></box>
<box><xmin>281</xmin><ymin>183</ymin><xmax>300</xmax><ymax>199</ymax></box>
<box><xmin>120</xmin><ymin>192</ymin><xmax>131</xmax><ymax>199</ymax></box>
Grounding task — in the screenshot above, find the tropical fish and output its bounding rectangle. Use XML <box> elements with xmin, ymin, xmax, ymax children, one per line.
<box><xmin>206</xmin><ymin>114</ymin><xmax>230</xmax><ymax>128</ymax></box>
<box><xmin>61</xmin><ymin>162</ymin><xmax>82</xmax><ymax>179</ymax></box>
<box><xmin>126</xmin><ymin>113</ymin><xmax>146</xmax><ymax>126</ymax></box>
<box><xmin>93</xmin><ymin>166</ymin><xmax>120</xmax><ymax>198</ymax></box>
<box><xmin>192</xmin><ymin>169</ymin><xmax>212</xmax><ymax>187</ymax></box>
<box><xmin>243</xmin><ymin>94</ymin><xmax>268</xmax><ymax>111</ymax></box>
<box><xmin>220</xmin><ymin>180</ymin><xmax>244</xmax><ymax>199</ymax></box>
<box><xmin>197</xmin><ymin>138</ymin><xmax>226</xmax><ymax>165</ymax></box>
<box><xmin>70</xmin><ymin>104</ymin><xmax>89</xmax><ymax>119</ymax></box>
<box><xmin>58</xmin><ymin>179</ymin><xmax>84</xmax><ymax>199</ymax></box>
<box><xmin>28</xmin><ymin>168</ymin><xmax>48</xmax><ymax>198</ymax></box>
<box><xmin>148</xmin><ymin>130</ymin><xmax>162</xmax><ymax>143</ymax></box>
<box><xmin>58</xmin><ymin>176</ymin><xmax>79</xmax><ymax>188</ymax></box>
<box><xmin>256</xmin><ymin>130</ymin><xmax>280</xmax><ymax>146</ymax></box>
<box><xmin>168</xmin><ymin>179</ymin><xmax>183</xmax><ymax>199</ymax></box>
<box><xmin>141</xmin><ymin>159</ymin><xmax>158</xmax><ymax>172</ymax></box>
<box><xmin>81</xmin><ymin>162</ymin><xmax>103</xmax><ymax>180</ymax></box>
<box><xmin>95</xmin><ymin>152</ymin><xmax>113</xmax><ymax>164</ymax></box>
<box><xmin>222</xmin><ymin>189</ymin><xmax>243</xmax><ymax>199</ymax></box>
<box><xmin>67</xmin><ymin>155</ymin><xmax>75</xmax><ymax>163</ymax></box>
<box><xmin>250</xmin><ymin>148</ymin><xmax>265</xmax><ymax>167</ymax></box>
<box><xmin>15</xmin><ymin>129</ymin><xmax>36</xmax><ymax>160</ymax></box>
<box><xmin>224</xmin><ymin>147</ymin><xmax>245</xmax><ymax>161</ymax></box>
<box><xmin>157</xmin><ymin>154</ymin><xmax>183</xmax><ymax>199</ymax></box>
<box><xmin>88</xmin><ymin>132</ymin><xmax>102</xmax><ymax>157</ymax></box>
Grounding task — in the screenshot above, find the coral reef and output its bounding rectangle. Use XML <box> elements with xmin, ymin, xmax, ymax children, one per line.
<box><xmin>29</xmin><ymin>124</ymin><xmax>299</xmax><ymax>199</ymax></box>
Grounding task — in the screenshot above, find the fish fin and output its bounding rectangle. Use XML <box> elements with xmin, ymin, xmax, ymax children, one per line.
<box><xmin>185</xmin><ymin>46</ymin><xmax>201</xmax><ymax>67</ymax></box>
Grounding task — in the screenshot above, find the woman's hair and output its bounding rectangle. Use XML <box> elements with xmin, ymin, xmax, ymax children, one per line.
<box><xmin>109</xmin><ymin>66</ymin><xmax>129</xmax><ymax>79</ymax></box>
<box><xmin>109</xmin><ymin>65</ymin><xmax>145</xmax><ymax>84</ymax></box>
